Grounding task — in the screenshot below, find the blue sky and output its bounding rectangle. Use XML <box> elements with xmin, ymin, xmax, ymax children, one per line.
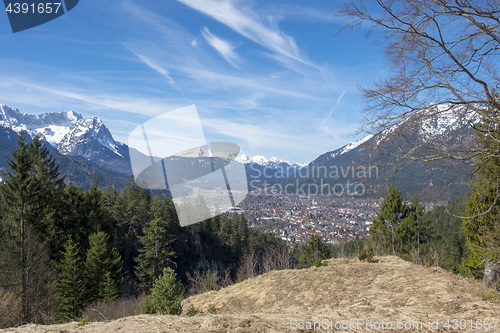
<box><xmin>0</xmin><ymin>0</ymin><xmax>387</xmax><ymax>163</ymax></box>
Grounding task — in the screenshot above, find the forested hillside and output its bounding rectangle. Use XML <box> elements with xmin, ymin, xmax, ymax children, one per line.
<box><xmin>0</xmin><ymin>132</ymin><xmax>290</xmax><ymax>327</ymax></box>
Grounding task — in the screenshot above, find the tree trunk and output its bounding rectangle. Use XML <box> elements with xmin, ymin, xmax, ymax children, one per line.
<box><xmin>483</xmin><ymin>259</ymin><xmax>500</xmax><ymax>290</ymax></box>
<box><xmin>21</xmin><ymin>207</ymin><xmax>28</xmax><ymax>323</ymax></box>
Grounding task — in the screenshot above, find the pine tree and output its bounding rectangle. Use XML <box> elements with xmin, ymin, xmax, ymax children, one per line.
<box><xmin>104</xmin><ymin>180</ymin><xmax>152</xmax><ymax>294</ymax></box>
<box><xmin>462</xmin><ymin>109</ymin><xmax>500</xmax><ymax>278</ymax></box>
<box><xmin>0</xmin><ymin>132</ymin><xmax>62</xmax><ymax>323</ymax></box>
<box><xmin>84</xmin><ymin>177</ymin><xmax>109</xmax><ymax>235</ymax></box>
<box><xmin>84</xmin><ymin>231</ymin><xmax>122</xmax><ymax>304</ymax></box>
<box><xmin>55</xmin><ymin>239</ymin><xmax>84</xmax><ymax>321</ymax></box>
<box><xmin>121</xmin><ymin>178</ymin><xmax>151</xmax><ymax>229</ymax></box>
<box><xmin>29</xmin><ymin>135</ymin><xmax>66</xmax><ymax>260</ymax></box>
<box><xmin>99</xmin><ymin>272</ymin><xmax>118</xmax><ymax>302</ymax></box>
<box><xmin>62</xmin><ymin>184</ymin><xmax>91</xmax><ymax>256</ymax></box>
<box><xmin>297</xmin><ymin>234</ymin><xmax>330</xmax><ymax>268</ymax></box>
<box><xmin>369</xmin><ymin>185</ymin><xmax>408</xmax><ymax>255</ymax></box>
<box><xmin>396</xmin><ymin>196</ymin><xmax>430</xmax><ymax>261</ymax></box>
<box><xmin>136</xmin><ymin>193</ymin><xmax>175</xmax><ymax>292</ymax></box>
<box><xmin>142</xmin><ymin>267</ymin><xmax>182</xmax><ymax>315</ymax></box>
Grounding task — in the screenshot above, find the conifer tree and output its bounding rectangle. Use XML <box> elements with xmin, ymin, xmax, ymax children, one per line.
<box><xmin>121</xmin><ymin>178</ymin><xmax>151</xmax><ymax>229</ymax></box>
<box><xmin>84</xmin><ymin>177</ymin><xmax>109</xmax><ymax>235</ymax></box>
<box><xmin>84</xmin><ymin>231</ymin><xmax>122</xmax><ymax>304</ymax></box>
<box><xmin>62</xmin><ymin>183</ymin><xmax>91</xmax><ymax>256</ymax></box>
<box><xmin>462</xmin><ymin>111</ymin><xmax>500</xmax><ymax>277</ymax></box>
<box><xmin>99</xmin><ymin>272</ymin><xmax>119</xmax><ymax>302</ymax></box>
<box><xmin>396</xmin><ymin>196</ymin><xmax>430</xmax><ymax>261</ymax></box>
<box><xmin>142</xmin><ymin>267</ymin><xmax>182</xmax><ymax>315</ymax></box>
<box><xmin>0</xmin><ymin>132</ymin><xmax>61</xmax><ymax>323</ymax></box>
<box><xmin>29</xmin><ymin>135</ymin><xmax>66</xmax><ymax>259</ymax></box>
<box><xmin>297</xmin><ymin>234</ymin><xmax>330</xmax><ymax>268</ymax></box>
<box><xmin>55</xmin><ymin>239</ymin><xmax>84</xmax><ymax>321</ymax></box>
<box><xmin>370</xmin><ymin>185</ymin><xmax>408</xmax><ymax>255</ymax></box>
<box><xmin>136</xmin><ymin>193</ymin><xmax>175</xmax><ymax>292</ymax></box>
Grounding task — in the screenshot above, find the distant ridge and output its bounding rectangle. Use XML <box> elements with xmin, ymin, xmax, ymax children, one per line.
<box><xmin>301</xmin><ymin>105</ymin><xmax>478</xmax><ymax>200</ymax></box>
<box><xmin>0</xmin><ymin>104</ymin><xmax>132</xmax><ymax>188</ymax></box>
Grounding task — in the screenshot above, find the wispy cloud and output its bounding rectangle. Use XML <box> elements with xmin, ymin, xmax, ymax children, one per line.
<box><xmin>337</xmin><ymin>90</ymin><xmax>346</xmax><ymax>105</ymax></box>
<box><xmin>125</xmin><ymin>43</ymin><xmax>323</xmax><ymax>101</ymax></box>
<box><xmin>121</xmin><ymin>1</ymin><xmax>342</xmax><ymax>99</ymax></box>
<box><xmin>131</xmin><ymin>52</ymin><xmax>176</xmax><ymax>87</ymax></box>
<box><xmin>319</xmin><ymin>89</ymin><xmax>347</xmax><ymax>132</ymax></box>
<box><xmin>176</xmin><ymin>0</ymin><xmax>308</xmax><ymax>65</ymax></box>
<box><xmin>0</xmin><ymin>0</ymin><xmax>364</xmax><ymax>163</ymax></box>
<box><xmin>267</xmin><ymin>4</ymin><xmax>341</xmax><ymax>24</ymax></box>
<box><xmin>201</xmin><ymin>27</ymin><xmax>241</xmax><ymax>68</ymax></box>
<box><xmin>0</xmin><ymin>77</ymin><xmax>179</xmax><ymax>117</ymax></box>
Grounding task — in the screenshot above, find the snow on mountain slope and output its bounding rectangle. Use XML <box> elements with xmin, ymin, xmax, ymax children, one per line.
<box><xmin>418</xmin><ymin>105</ymin><xmax>479</xmax><ymax>138</ymax></box>
<box><xmin>0</xmin><ymin>104</ymin><xmax>123</xmax><ymax>158</ymax></box>
<box><xmin>236</xmin><ymin>152</ymin><xmax>306</xmax><ymax>168</ymax></box>
<box><xmin>0</xmin><ymin>105</ymin><xmax>82</xmax><ymax>143</ymax></box>
<box><xmin>58</xmin><ymin>117</ymin><xmax>123</xmax><ymax>158</ymax></box>
<box><xmin>377</xmin><ymin>104</ymin><xmax>480</xmax><ymax>145</ymax></box>
<box><xmin>330</xmin><ymin>134</ymin><xmax>374</xmax><ymax>159</ymax></box>
<box><xmin>38</xmin><ymin>125</ymin><xmax>73</xmax><ymax>146</ymax></box>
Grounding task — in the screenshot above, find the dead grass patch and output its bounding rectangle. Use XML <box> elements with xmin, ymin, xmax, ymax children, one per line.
<box><xmin>3</xmin><ymin>256</ymin><xmax>500</xmax><ymax>332</ymax></box>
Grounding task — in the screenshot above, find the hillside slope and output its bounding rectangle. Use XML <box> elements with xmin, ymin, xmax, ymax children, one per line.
<box><xmin>3</xmin><ymin>256</ymin><xmax>500</xmax><ymax>332</ymax></box>
<box><xmin>304</xmin><ymin>105</ymin><xmax>478</xmax><ymax>200</ymax></box>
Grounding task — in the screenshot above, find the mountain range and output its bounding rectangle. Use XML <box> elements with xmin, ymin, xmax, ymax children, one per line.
<box><xmin>305</xmin><ymin>104</ymin><xmax>477</xmax><ymax>200</ymax></box>
<box><xmin>0</xmin><ymin>104</ymin><xmax>477</xmax><ymax>199</ymax></box>
<box><xmin>0</xmin><ymin>105</ymin><xmax>133</xmax><ymax>188</ymax></box>
<box><xmin>0</xmin><ymin>104</ymin><xmax>305</xmax><ymax>189</ymax></box>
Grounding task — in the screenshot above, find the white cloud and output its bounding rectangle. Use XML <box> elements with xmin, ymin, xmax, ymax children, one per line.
<box><xmin>318</xmin><ymin>90</ymin><xmax>353</xmax><ymax>139</ymax></box>
<box><xmin>201</xmin><ymin>27</ymin><xmax>241</xmax><ymax>68</ymax></box>
<box><xmin>267</xmin><ymin>4</ymin><xmax>341</xmax><ymax>24</ymax></box>
<box><xmin>0</xmin><ymin>0</ymin><xmax>361</xmax><ymax>163</ymax></box>
<box><xmin>131</xmin><ymin>52</ymin><xmax>176</xmax><ymax>87</ymax></box>
<box><xmin>124</xmin><ymin>42</ymin><xmax>323</xmax><ymax>101</ymax></box>
<box><xmin>176</xmin><ymin>0</ymin><xmax>309</xmax><ymax>66</ymax></box>
<box><xmin>0</xmin><ymin>77</ymin><xmax>179</xmax><ymax>117</ymax></box>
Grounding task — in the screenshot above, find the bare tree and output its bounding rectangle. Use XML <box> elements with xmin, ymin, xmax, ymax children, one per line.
<box><xmin>338</xmin><ymin>0</ymin><xmax>499</xmax><ymax>162</ymax></box>
<box><xmin>338</xmin><ymin>1</ymin><xmax>500</xmax><ymax>277</ymax></box>
<box><xmin>185</xmin><ymin>269</ymin><xmax>232</xmax><ymax>296</ymax></box>
<box><xmin>262</xmin><ymin>244</ymin><xmax>294</xmax><ymax>272</ymax></box>
<box><xmin>238</xmin><ymin>248</ymin><xmax>261</xmax><ymax>279</ymax></box>
<box><xmin>0</xmin><ymin>226</ymin><xmax>55</xmax><ymax>325</ymax></box>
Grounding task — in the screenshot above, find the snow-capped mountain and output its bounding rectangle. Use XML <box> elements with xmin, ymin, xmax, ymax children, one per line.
<box><xmin>323</xmin><ymin>104</ymin><xmax>478</xmax><ymax>163</ymax></box>
<box><xmin>236</xmin><ymin>152</ymin><xmax>306</xmax><ymax>168</ymax></box>
<box><xmin>235</xmin><ymin>152</ymin><xmax>306</xmax><ymax>182</ymax></box>
<box><xmin>0</xmin><ymin>103</ymin><xmax>478</xmax><ymax>198</ymax></box>
<box><xmin>307</xmin><ymin>105</ymin><xmax>479</xmax><ymax>199</ymax></box>
<box><xmin>0</xmin><ymin>104</ymin><xmax>132</xmax><ymax>178</ymax></box>
<box><xmin>0</xmin><ymin>104</ymin><xmax>128</xmax><ymax>159</ymax></box>
<box><xmin>329</xmin><ymin>134</ymin><xmax>374</xmax><ymax>159</ymax></box>
<box><xmin>0</xmin><ymin>104</ymin><xmax>311</xmax><ymax>187</ymax></box>
<box><xmin>0</xmin><ymin>104</ymin><xmax>81</xmax><ymax>146</ymax></box>
<box><xmin>418</xmin><ymin>105</ymin><xmax>474</xmax><ymax>137</ymax></box>
<box><xmin>58</xmin><ymin>117</ymin><xmax>126</xmax><ymax>159</ymax></box>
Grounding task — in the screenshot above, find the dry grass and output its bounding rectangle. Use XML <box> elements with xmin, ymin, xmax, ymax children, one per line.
<box><xmin>2</xmin><ymin>256</ymin><xmax>500</xmax><ymax>332</ymax></box>
<box><xmin>81</xmin><ymin>294</ymin><xmax>146</xmax><ymax>322</ymax></box>
<box><xmin>183</xmin><ymin>256</ymin><xmax>500</xmax><ymax>327</ymax></box>
<box><xmin>0</xmin><ymin>290</ymin><xmax>21</xmax><ymax>329</ymax></box>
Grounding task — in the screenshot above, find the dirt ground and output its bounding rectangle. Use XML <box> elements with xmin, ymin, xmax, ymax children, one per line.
<box><xmin>2</xmin><ymin>256</ymin><xmax>500</xmax><ymax>332</ymax></box>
